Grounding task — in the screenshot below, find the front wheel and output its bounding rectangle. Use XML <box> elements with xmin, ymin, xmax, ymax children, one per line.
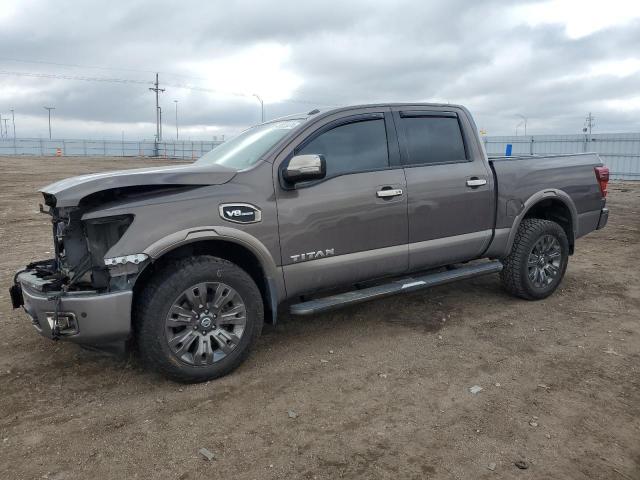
<box><xmin>500</xmin><ymin>218</ymin><xmax>569</xmax><ymax>300</ymax></box>
<box><xmin>135</xmin><ymin>256</ymin><xmax>264</xmax><ymax>382</ymax></box>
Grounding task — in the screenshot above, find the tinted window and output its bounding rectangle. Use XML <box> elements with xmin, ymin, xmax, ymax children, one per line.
<box><xmin>400</xmin><ymin>116</ymin><xmax>467</xmax><ymax>165</ymax></box>
<box><xmin>298</xmin><ymin>119</ymin><xmax>389</xmax><ymax>176</ymax></box>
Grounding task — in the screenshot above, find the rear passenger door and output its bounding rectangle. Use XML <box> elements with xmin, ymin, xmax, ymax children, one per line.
<box><xmin>275</xmin><ymin>109</ymin><xmax>409</xmax><ymax>297</ymax></box>
<box><xmin>393</xmin><ymin>108</ymin><xmax>494</xmax><ymax>271</ymax></box>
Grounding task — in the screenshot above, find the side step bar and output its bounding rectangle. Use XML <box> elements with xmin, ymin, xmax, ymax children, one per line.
<box><xmin>290</xmin><ymin>260</ymin><xmax>503</xmax><ymax>316</ymax></box>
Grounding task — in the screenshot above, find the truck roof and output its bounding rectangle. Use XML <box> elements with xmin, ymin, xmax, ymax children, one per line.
<box><xmin>270</xmin><ymin>102</ymin><xmax>465</xmax><ymax>124</ymax></box>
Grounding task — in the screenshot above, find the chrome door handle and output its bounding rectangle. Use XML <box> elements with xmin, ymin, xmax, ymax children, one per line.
<box><xmin>377</xmin><ymin>188</ymin><xmax>403</xmax><ymax>198</ymax></box>
<box><xmin>466</xmin><ymin>178</ymin><xmax>487</xmax><ymax>187</ymax></box>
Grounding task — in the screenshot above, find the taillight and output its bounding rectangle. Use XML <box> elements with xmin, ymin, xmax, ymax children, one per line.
<box><xmin>594</xmin><ymin>166</ymin><xmax>609</xmax><ymax>198</ymax></box>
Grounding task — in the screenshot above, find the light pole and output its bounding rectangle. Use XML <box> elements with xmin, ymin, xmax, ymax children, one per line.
<box><xmin>516</xmin><ymin>114</ymin><xmax>528</xmax><ymax>136</ymax></box>
<box><xmin>174</xmin><ymin>100</ymin><xmax>179</xmax><ymax>140</ymax></box>
<box><xmin>10</xmin><ymin>109</ymin><xmax>15</xmax><ymax>139</ymax></box>
<box><xmin>253</xmin><ymin>94</ymin><xmax>264</xmax><ymax>123</ymax></box>
<box><xmin>44</xmin><ymin>106</ymin><xmax>55</xmax><ymax>139</ymax></box>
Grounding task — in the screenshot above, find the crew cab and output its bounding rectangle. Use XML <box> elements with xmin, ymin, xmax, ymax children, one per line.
<box><xmin>10</xmin><ymin>103</ymin><xmax>609</xmax><ymax>382</ymax></box>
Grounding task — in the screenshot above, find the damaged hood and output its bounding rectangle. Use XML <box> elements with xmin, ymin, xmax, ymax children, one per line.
<box><xmin>41</xmin><ymin>163</ymin><xmax>237</xmax><ymax>207</ymax></box>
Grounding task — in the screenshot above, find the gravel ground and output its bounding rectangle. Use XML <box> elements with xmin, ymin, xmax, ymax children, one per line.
<box><xmin>0</xmin><ymin>156</ymin><xmax>638</xmax><ymax>480</ymax></box>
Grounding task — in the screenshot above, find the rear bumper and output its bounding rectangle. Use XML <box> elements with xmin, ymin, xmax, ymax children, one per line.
<box><xmin>11</xmin><ymin>269</ymin><xmax>132</xmax><ymax>344</ymax></box>
<box><xmin>596</xmin><ymin>207</ymin><xmax>609</xmax><ymax>230</ymax></box>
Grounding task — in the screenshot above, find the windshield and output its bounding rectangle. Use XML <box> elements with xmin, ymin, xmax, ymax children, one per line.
<box><xmin>196</xmin><ymin>119</ymin><xmax>303</xmax><ymax>169</ymax></box>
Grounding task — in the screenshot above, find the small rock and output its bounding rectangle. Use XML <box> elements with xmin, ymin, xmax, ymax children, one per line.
<box><xmin>328</xmin><ymin>350</ymin><xmax>334</xmax><ymax>354</ymax></box>
<box><xmin>320</xmin><ymin>359</ymin><xmax>329</xmax><ymax>363</ymax></box>
<box><xmin>198</xmin><ymin>448</ymin><xmax>215</xmax><ymax>461</ymax></box>
<box><xmin>514</xmin><ymin>460</ymin><xmax>529</xmax><ymax>470</ymax></box>
<box><xmin>545</xmin><ymin>434</ymin><xmax>551</xmax><ymax>439</ymax></box>
<box><xmin>495</xmin><ymin>383</ymin><xmax>501</xmax><ymax>387</ymax></box>
<box><xmin>529</xmin><ymin>420</ymin><xmax>538</xmax><ymax>427</ymax></box>
<box><xmin>178</xmin><ymin>388</ymin><xmax>183</xmax><ymax>392</ymax></box>
<box><xmin>437</xmin><ymin>335</ymin><xmax>443</xmax><ymax>340</ymax></box>
<box><xmin>287</xmin><ymin>410</ymin><xmax>298</xmax><ymax>419</ymax></box>
<box><xmin>604</xmin><ymin>347</ymin><xmax>621</xmax><ymax>356</ymax></box>
<box><xmin>469</xmin><ymin>385</ymin><xmax>483</xmax><ymax>394</ymax></box>
<box><xmin>487</xmin><ymin>462</ymin><xmax>496</xmax><ymax>471</ymax></box>
<box><xmin>378</xmin><ymin>373</ymin><xmax>388</xmax><ymax>378</ymax></box>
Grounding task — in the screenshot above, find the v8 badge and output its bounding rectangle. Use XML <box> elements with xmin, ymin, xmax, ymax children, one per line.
<box><xmin>219</xmin><ymin>203</ymin><xmax>262</xmax><ymax>224</ymax></box>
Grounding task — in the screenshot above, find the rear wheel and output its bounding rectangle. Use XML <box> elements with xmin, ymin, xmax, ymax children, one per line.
<box><xmin>135</xmin><ymin>255</ymin><xmax>263</xmax><ymax>382</ymax></box>
<box><xmin>500</xmin><ymin>218</ymin><xmax>569</xmax><ymax>300</ymax></box>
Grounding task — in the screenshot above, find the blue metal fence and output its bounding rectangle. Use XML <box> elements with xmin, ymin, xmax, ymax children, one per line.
<box><xmin>483</xmin><ymin>133</ymin><xmax>640</xmax><ymax>180</ymax></box>
<box><xmin>2</xmin><ymin>133</ymin><xmax>639</xmax><ymax>180</ymax></box>
<box><xmin>0</xmin><ymin>138</ymin><xmax>223</xmax><ymax>159</ymax></box>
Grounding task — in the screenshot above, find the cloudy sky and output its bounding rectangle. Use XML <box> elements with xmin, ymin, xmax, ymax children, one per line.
<box><xmin>1</xmin><ymin>0</ymin><xmax>639</xmax><ymax>140</ymax></box>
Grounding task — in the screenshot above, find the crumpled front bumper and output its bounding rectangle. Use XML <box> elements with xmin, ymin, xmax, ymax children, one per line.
<box><xmin>11</xmin><ymin>267</ymin><xmax>132</xmax><ymax>344</ymax></box>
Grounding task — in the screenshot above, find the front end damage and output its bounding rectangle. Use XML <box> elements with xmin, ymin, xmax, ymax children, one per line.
<box><xmin>10</xmin><ymin>162</ymin><xmax>237</xmax><ymax>345</ymax></box>
<box><xmin>10</xmin><ymin>194</ymin><xmax>147</xmax><ymax>344</ymax></box>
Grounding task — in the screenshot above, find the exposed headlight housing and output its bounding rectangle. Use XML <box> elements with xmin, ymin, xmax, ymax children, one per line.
<box><xmin>84</xmin><ymin>214</ymin><xmax>134</xmax><ymax>288</ymax></box>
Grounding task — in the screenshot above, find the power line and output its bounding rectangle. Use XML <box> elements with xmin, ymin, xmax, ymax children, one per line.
<box><xmin>0</xmin><ymin>70</ymin><xmax>152</xmax><ymax>85</ymax></box>
<box><xmin>0</xmin><ymin>56</ymin><xmax>194</xmax><ymax>79</ymax></box>
<box><xmin>0</xmin><ymin>69</ymin><xmax>339</xmax><ymax>107</ymax></box>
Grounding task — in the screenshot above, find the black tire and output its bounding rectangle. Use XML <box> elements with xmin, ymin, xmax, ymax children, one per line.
<box><xmin>135</xmin><ymin>255</ymin><xmax>263</xmax><ymax>382</ymax></box>
<box><xmin>500</xmin><ymin>218</ymin><xmax>569</xmax><ymax>300</ymax></box>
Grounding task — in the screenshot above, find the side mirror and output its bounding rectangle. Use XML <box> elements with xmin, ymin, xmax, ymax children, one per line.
<box><xmin>283</xmin><ymin>154</ymin><xmax>326</xmax><ymax>184</ymax></box>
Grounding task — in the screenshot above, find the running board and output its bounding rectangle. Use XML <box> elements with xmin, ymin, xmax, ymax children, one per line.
<box><xmin>289</xmin><ymin>260</ymin><xmax>503</xmax><ymax>316</ymax></box>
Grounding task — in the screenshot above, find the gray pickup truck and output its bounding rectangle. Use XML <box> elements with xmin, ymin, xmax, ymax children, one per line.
<box><xmin>10</xmin><ymin>103</ymin><xmax>610</xmax><ymax>382</ymax></box>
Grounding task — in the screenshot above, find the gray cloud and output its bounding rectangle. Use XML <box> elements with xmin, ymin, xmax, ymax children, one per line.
<box><xmin>1</xmin><ymin>0</ymin><xmax>639</xmax><ymax>139</ymax></box>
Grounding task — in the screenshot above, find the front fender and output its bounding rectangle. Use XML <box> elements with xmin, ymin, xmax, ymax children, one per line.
<box><xmin>142</xmin><ymin>226</ymin><xmax>286</xmax><ymax>320</ymax></box>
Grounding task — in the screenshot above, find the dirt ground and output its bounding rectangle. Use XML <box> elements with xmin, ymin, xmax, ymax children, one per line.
<box><xmin>0</xmin><ymin>156</ymin><xmax>638</xmax><ymax>480</ymax></box>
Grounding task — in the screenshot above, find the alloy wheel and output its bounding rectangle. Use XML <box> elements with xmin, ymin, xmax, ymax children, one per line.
<box><xmin>527</xmin><ymin>234</ymin><xmax>562</xmax><ymax>288</ymax></box>
<box><xmin>164</xmin><ymin>282</ymin><xmax>247</xmax><ymax>366</ymax></box>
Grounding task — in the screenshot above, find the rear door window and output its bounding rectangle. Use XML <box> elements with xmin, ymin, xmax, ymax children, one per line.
<box><xmin>399</xmin><ymin>114</ymin><xmax>467</xmax><ymax>166</ymax></box>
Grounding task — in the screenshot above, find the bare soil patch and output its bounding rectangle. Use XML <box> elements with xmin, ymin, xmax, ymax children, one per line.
<box><xmin>0</xmin><ymin>156</ymin><xmax>638</xmax><ymax>479</ymax></box>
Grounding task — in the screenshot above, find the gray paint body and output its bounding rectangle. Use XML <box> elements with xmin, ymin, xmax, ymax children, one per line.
<box><xmin>16</xmin><ymin>103</ymin><xmax>607</xmax><ymax>344</ymax></box>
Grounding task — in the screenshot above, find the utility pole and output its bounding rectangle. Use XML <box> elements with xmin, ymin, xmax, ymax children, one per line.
<box><xmin>0</xmin><ymin>113</ymin><xmax>3</xmax><ymax>139</ymax></box>
<box><xmin>43</xmin><ymin>106</ymin><xmax>55</xmax><ymax>139</ymax></box>
<box><xmin>253</xmin><ymin>94</ymin><xmax>264</xmax><ymax>123</ymax></box>
<box><xmin>174</xmin><ymin>100</ymin><xmax>179</xmax><ymax>140</ymax></box>
<box><xmin>516</xmin><ymin>114</ymin><xmax>528</xmax><ymax>136</ymax></box>
<box><xmin>10</xmin><ymin>109</ymin><xmax>15</xmax><ymax>139</ymax></box>
<box><xmin>2</xmin><ymin>119</ymin><xmax>7</xmax><ymax>138</ymax></box>
<box><xmin>583</xmin><ymin>112</ymin><xmax>595</xmax><ymax>135</ymax></box>
<box><xmin>148</xmin><ymin>73</ymin><xmax>165</xmax><ymax>150</ymax></box>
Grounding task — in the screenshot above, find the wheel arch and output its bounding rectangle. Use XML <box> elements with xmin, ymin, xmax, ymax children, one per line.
<box><xmin>506</xmin><ymin>190</ymin><xmax>578</xmax><ymax>255</ymax></box>
<box><xmin>134</xmin><ymin>228</ymin><xmax>284</xmax><ymax>324</ymax></box>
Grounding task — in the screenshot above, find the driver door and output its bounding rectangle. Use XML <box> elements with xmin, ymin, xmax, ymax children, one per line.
<box><xmin>275</xmin><ymin>110</ymin><xmax>409</xmax><ymax>297</ymax></box>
